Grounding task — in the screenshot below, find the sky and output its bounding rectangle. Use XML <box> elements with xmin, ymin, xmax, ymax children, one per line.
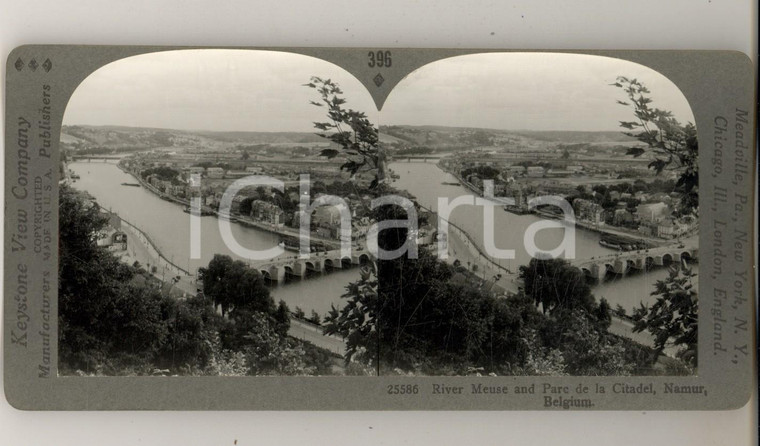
<box><xmin>64</xmin><ymin>50</ymin><xmax>695</xmax><ymax>133</ymax></box>
<box><xmin>63</xmin><ymin>49</ymin><xmax>378</xmax><ymax>133</ymax></box>
<box><xmin>382</xmin><ymin>52</ymin><xmax>695</xmax><ymax>131</ymax></box>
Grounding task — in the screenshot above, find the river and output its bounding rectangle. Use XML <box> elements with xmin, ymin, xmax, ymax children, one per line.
<box><xmin>389</xmin><ymin>161</ymin><xmax>673</xmax><ymax>312</ymax></box>
<box><xmin>68</xmin><ymin>162</ymin><xmax>356</xmax><ymax>318</ymax></box>
<box><xmin>69</xmin><ymin>160</ymin><xmax>674</xmax><ymax>317</ymax></box>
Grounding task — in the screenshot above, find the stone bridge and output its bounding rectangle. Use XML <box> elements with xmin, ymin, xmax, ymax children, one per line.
<box><xmin>572</xmin><ymin>244</ymin><xmax>698</xmax><ymax>283</ymax></box>
<box><xmin>253</xmin><ymin>250</ymin><xmax>374</xmax><ymax>282</ymax></box>
<box><xmin>70</xmin><ymin>156</ymin><xmax>123</xmax><ymax>162</ymax></box>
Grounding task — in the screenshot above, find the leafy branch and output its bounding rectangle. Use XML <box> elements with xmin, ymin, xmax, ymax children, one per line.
<box><xmin>304</xmin><ymin>76</ymin><xmax>386</xmax><ymax>189</ymax></box>
<box><xmin>631</xmin><ymin>264</ymin><xmax>698</xmax><ymax>365</ymax></box>
<box><xmin>612</xmin><ymin>76</ymin><xmax>699</xmax><ymax>215</ymax></box>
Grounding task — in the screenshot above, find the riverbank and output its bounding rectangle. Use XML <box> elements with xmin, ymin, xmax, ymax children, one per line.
<box><xmin>114</xmin><ymin>205</ymin><xmax>349</xmax><ymax>355</ymax></box>
<box><xmin>437</xmin><ymin>162</ymin><xmax>674</xmax><ymax>248</ymax></box>
<box><xmin>117</xmin><ymin>223</ymin><xmax>199</xmax><ymax>296</ymax></box>
<box><xmin>117</xmin><ymin>162</ymin><xmax>345</xmax><ymax>250</ymax></box>
<box><xmin>417</xmin><ymin>203</ymin><xmax>521</xmax><ymax>295</ymax></box>
<box><xmin>69</xmin><ymin>162</ymin><xmax>358</xmax><ymax>356</ymax></box>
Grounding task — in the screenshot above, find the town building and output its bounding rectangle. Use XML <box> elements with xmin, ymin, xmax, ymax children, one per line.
<box><xmin>97</xmin><ymin>228</ymin><xmax>128</xmax><ymax>252</ymax></box>
<box><xmin>526</xmin><ymin>166</ymin><xmax>545</xmax><ymax>177</ymax></box>
<box><xmin>613</xmin><ymin>209</ymin><xmax>634</xmax><ymax>226</ymax></box>
<box><xmin>250</xmin><ymin>200</ymin><xmax>284</xmax><ymax>226</ymax></box>
<box><xmin>230</xmin><ymin>195</ymin><xmax>246</xmax><ymax>214</ymax></box>
<box><xmin>206</xmin><ymin>167</ymin><xmax>225</xmax><ymax>178</ymax></box>
<box><xmin>504</xmin><ymin>165</ymin><xmax>526</xmax><ymax>176</ymax></box>
<box><xmin>636</xmin><ymin>202</ymin><xmax>670</xmax><ymax>223</ymax></box>
<box><xmin>312</xmin><ymin>204</ymin><xmax>345</xmax><ymax>228</ymax></box>
<box><xmin>545</xmin><ymin>169</ymin><xmax>573</xmax><ymax>178</ymax></box>
<box><xmin>96</xmin><ymin>212</ymin><xmax>128</xmax><ymax>252</ymax></box>
<box><xmin>573</xmin><ymin>199</ymin><xmax>604</xmax><ymax>225</ymax></box>
<box><xmin>656</xmin><ymin>219</ymin><xmax>690</xmax><ymax>239</ymax></box>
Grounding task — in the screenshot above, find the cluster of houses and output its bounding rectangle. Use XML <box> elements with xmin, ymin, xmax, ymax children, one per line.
<box><xmin>444</xmin><ymin>159</ymin><xmax>693</xmax><ymax>240</ymax></box>
<box><xmin>145</xmin><ymin>175</ymin><xmax>187</xmax><ymax>197</ymax></box>
<box><xmin>444</xmin><ymin>155</ymin><xmax>654</xmax><ymax>182</ymax></box>
<box><xmin>128</xmin><ymin>160</ymin><xmax>372</xmax><ymax>242</ymax></box>
<box><xmin>249</xmin><ymin>200</ymin><xmax>285</xmax><ymax>226</ymax></box>
<box><xmin>571</xmin><ymin>197</ymin><xmax>694</xmax><ymax>239</ymax></box>
<box><xmin>225</xmin><ymin>190</ymin><xmax>371</xmax><ymax>241</ymax></box>
<box><xmin>448</xmin><ymin>156</ymin><xmax>695</xmax><ymax>239</ymax></box>
<box><xmin>291</xmin><ymin>204</ymin><xmax>371</xmax><ymax>241</ymax></box>
<box><xmin>635</xmin><ymin>202</ymin><xmax>693</xmax><ymax>238</ymax></box>
<box><xmin>464</xmin><ymin>163</ymin><xmax>587</xmax><ymax>179</ymax></box>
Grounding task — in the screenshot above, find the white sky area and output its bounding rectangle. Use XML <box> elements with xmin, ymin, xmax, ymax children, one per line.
<box><xmin>63</xmin><ymin>50</ymin><xmax>378</xmax><ymax>132</ymax></box>
<box><xmin>64</xmin><ymin>50</ymin><xmax>695</xmax><ymax>133</ymax></box>
<box><xmin>382</xmin><ymin>52</ymin><xmax>695</xmax><ymax>131</ymax></box>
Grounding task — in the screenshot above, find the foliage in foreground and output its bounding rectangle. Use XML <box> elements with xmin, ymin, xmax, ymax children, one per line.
<box><xmin>632</xmin><ymin>264</ymin><xmax>698</xmax><ymax>366</ymax></box>
<box><xmin>323</xmin><ymin>228</ymin><xmax>662</xmax><ymax>376</ymax></box>
<box><xmin>308</xmin><ymin>75</ymin><xmax>690</xmax><ymax>376</ymax></box>
<box><xmin>58</xmin><ymin>186</ymin><xmax>333</xmax><ymax>376</ymax></box>
<box><xmin>612</xmin><ymin>76</ymin><xmax>699</xmax><ymax>216</ymax></box>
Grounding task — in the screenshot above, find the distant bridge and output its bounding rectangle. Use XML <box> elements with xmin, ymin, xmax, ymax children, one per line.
<box><xmin>572</xmin><ymin>244</ymin><xmax>698</xmax><ymax>282</ymax></box>
<box><xmin>70</xmin><ymin>156</ymin><xmax>123</xmax><ymax>162</ymax></box>
<box><xmin>395</xmin><ymin>156</ymin><xmax>442</xmax><ymax>163</ymax></box>
<box><xmin>252</xmin><ymin>250</ymin><xmax>374</xmax><ymax>282</ymax></box>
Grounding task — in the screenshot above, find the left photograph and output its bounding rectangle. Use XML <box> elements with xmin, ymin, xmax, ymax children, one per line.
<box><xmin>59</xmin><ymin>49</ymin><xmax>380</xmax><ymax>376</ymax></box>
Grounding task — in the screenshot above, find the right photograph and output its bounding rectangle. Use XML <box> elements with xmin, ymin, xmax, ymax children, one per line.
<box><xmin>356</xmin><ymin>52</ymin><xmax>698</xmax><ymax>377</ymax></box>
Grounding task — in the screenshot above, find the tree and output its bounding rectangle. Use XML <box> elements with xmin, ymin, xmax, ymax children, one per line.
<box><xmin>324</xmin><ymin>250</ymin><xmax>547</xmax><ymax>375</ymax></box>
<box><xmin>59</xmin><ymin>186</ymin><xmax>138</xmax><ymax>372</ymax></box>
<box><xmin>58</xmin><ymin>188</ymin><xmax>334</xmax><ymax>376</ymax></box>
<box><xmin>59</xmin><ymin>186</ymin><xmax>208</xmax><ymax>374</ymax></box>
<box><xmin>140</xmin><ymin>166</ymin><xmax>181</xmax><ymax>182</ymax></box>
<box><xmin>242</xmin><ymin>312</ymin><xmax>318</xmax><ymax>375</ymax></box>
<box><xmin>485</xmin><ymin>294</ymin><xmax>547</xmax><ymax>371</ymax></box>
<box><xmin>519</xmin><ymin>258</ymin><xmax>595</xmax><ymax>315</ymax></box>
<box><xmin>155</xmin><ymin>294</ymin><xmax>216</xmax><ymax>372</ymax></box>
<box><xmin>198</xmin><ymin>254</ymin><xmax>274</xmax><ymax>317</ymax></box>
<box><xmin>198</xmin><ymin>254</ymin><xmax>234</xmax><ymax>315</ymax></box>
<box><xmin>239</xmin><ymin>196</ymin><xmax>255</xmax><ymax>216</ymax></box>
<box><xmin>594</xmin><ymin>297</ymin><xmax>612</xmax><ymax>331</ymax></box>
<box><xmin>461</xmin><ymin>165</ymin><xmax>501</xmax><ymax>181</ymax></box>
<box><xmin>322</xmin><ymin>266</ymin><xmax>379</xmax><ymax>365</ymax></box>
<box><xmin>631</xmin><ymin>264</ymin><xmax>698</xmax><ymax>366</ymax></box>
<box><xmin>274</xmin><ymin>300</ymin><xmax>291</xmax><ymax>336</ymax></box>
<box><xmin>554</xmin><ymin>309</ymin><xmax>633</xmax><ymax>376</ymax></box>
<box><xmin>612</xmin><ymin>76</ymin><xmax>698</xmax><ymax>215</ymax></box>
<box><xmin>305</xmin><ymin>76</ymin><xmax>387</xmax><ymax>189</ymax></box>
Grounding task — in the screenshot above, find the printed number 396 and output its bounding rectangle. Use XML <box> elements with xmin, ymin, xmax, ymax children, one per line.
<box><xmin>368</xmin><ymin>51</ymin><xmax>392</xmax><ymax>68</ymax></box>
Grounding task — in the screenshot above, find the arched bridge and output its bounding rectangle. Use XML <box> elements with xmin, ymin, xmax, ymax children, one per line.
<box><xmin>253</xmin><ymin>250</ymin><xmax>374</xmax><ymax>282</ymax></box>
<box><xmin>70</xmin><ymin>156</ymin><xmax>123</xmax><ymax>162</ymax></box>
<box><xmin>573</xmin><ymin>244</ymin><xmax>698</xmax><ymax>283</ymax></box>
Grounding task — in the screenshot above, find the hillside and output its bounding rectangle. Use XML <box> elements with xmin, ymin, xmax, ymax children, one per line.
<box><xmin>60</xmin><ymin>124</ymin><xmax>641</xmax><ymax>158</ymax></box>
<box><xmin>379</xmin><ymin>125</ymin><xmax>639</xmax><ymax>155</ymax></box>
<box><xmin>59</xmin><ymin>125</ymin><xmax>332</xmax><ymax>153</ymax></box>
